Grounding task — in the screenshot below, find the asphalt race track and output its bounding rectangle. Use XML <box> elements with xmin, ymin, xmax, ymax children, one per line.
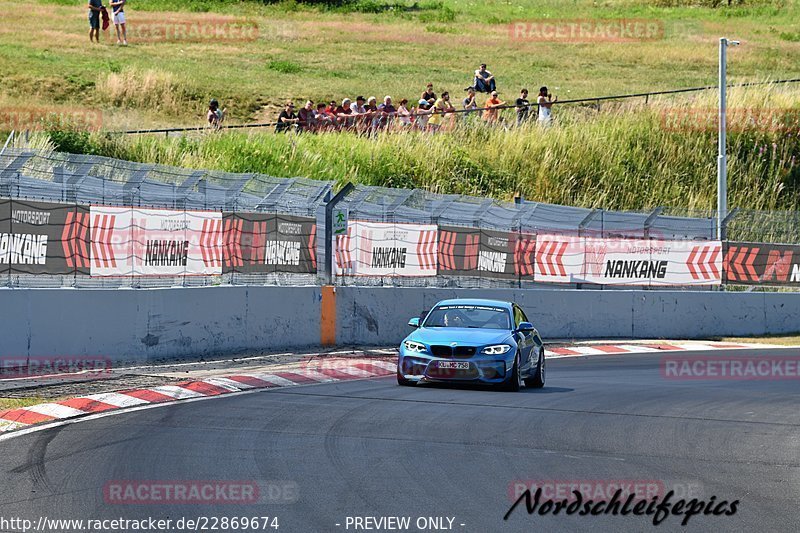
<box><xmin>1</xmin><ymin>348</ymin><xmax>798</xmax><ymax>533</ymax></box>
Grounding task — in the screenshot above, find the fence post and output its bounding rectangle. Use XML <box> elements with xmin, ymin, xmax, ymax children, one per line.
<box><xmin>324</xmin><ymin>182</ymin><xmax>354</xmax><ymax>285</ymax></box>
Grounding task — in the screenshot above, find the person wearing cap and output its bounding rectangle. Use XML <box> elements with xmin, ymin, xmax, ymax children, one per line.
<box><xmin>414</xmin><ymin>98</ymin><xmax>434</xmax><ymax>131</ymax></box>
<box><xmin>474</xmin><ymin>63</ymin><xmax>496</xmax><ymax>93</ymax></box>
<box><xmin>483</xmin><ymin>91</ymin><xmax>505</xmax><ymax>124</ymax></box>
<box><xmin>421</xmin><ymin>83</ymin><xmax>436</xmax><ymax>104</ymax></box>
<box><xmin>351</xmin><ymin>96</ymin><xmax>368</xmax><ymax>133</ymax></box>
<box><xmin>537</xmin><ymin>86</ymin><xmax>557</xmax><ymax>126</ymax></box>
<box><xmin>207</xmin><ymin>99</ymin><xmax>225</xmax><ymax>130</ymax></box>
<box><xmin>276</xmin><ymin>101</ymin><xmax>299</xmax><ymax>133</ymax></box>
<box><xmin>335</xmin><ymin>98</ymin><xmax>355</xmax><ymax>130</ymax></box>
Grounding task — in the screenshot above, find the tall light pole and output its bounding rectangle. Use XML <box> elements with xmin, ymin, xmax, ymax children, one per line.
<box><xmin>718</xmin><ymin>37</ymin><xmax>739</xmax><ymax>240</ymax></box>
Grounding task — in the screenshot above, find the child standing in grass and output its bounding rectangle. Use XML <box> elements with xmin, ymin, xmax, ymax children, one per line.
<box><xmin>110</xmin><ymin>0</ymin><xmax>127</xmax><ymax>45</ymax></box>
<box><xmin>88</xmin><ymin>0</ymin><xmax>103</xmax><ymax>43</ymax></box>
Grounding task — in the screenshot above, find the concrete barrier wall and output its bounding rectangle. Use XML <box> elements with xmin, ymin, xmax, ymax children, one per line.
<box><xmin>1</xmin><ymin>286</ymin><xmax>799</xmax><ymax>361</ymax></box>
<box><xmin>335</xmin><ymin>287</ymin><xmax>800</xmax><ymax>345</ymax></box>
<box><xmin>0</xmin><ymin>287</ymin><xmax>322</xmax><ymax>362</ymax></box>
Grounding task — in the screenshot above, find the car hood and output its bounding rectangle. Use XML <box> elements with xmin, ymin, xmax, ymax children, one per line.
<box><xmin>407</xmin><ymin>327</ymin><xmax>512</xmax><ymax>346</ymax></box>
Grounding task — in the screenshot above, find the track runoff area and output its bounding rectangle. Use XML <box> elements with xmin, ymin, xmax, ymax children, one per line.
<box><xmin>0</xmin><ymin>340</ymin><xmax>799</xmax><ymax>533</ymax></box>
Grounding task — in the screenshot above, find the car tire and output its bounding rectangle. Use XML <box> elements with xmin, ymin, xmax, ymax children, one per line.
<box><xmin>397</xmin><ymin>370</ymin><xmax>414</xmax><ymax>386</ymax></box>
<box><xmin>499</xmin><ymin>354</ymin><xmax>522</xmax><ymax>392</ymax></box>
<box><xmin>524</xmin><ymin>348</ymin><xmax>546</xmax><ymax>389</ymax></box>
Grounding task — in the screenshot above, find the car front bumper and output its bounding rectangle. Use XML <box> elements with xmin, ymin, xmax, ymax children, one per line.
<box><xmin>398</xmin><ymin>350</ymin><xmax>513</xmax><ymax>383</ymax></box>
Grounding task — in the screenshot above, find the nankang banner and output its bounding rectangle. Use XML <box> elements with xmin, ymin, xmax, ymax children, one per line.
<box><xmin>0</xmin><ymin>199</ymin><xmax>90</xmax><ymax>275</ymax></box>
<box><xmin>221</xmin><ymin>213</ymin><xmax>317</xmax><ymax>274</ymax></box>
<box><xmin>437</xmin><ymin>225</ymin><xmax>534</xmax><ymax>279</ymax></box>
<box><xmin>534</xmin><ymin>234</ymin><xmax>722</xmax><ymax>286</ymax></box>
<box><xmin>88</xmin><ymin>206</ymin><xmax>223</xmax><ymax>277</ymax></box>
<box><xmin>725</xmin><ymin>242</ymin><xmax>800</xmax><ymax>286</ymax></box>
<box><xmin>335</xmin><ymin>220</ymin><xmax>437</xmax><ymax>277</ymax></box>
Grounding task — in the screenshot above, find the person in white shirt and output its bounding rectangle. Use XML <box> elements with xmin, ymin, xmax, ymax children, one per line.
<box><xmin>537</xmin><ymin>86</ymin><xmax>557</xmax><ymax>126</ymax></box>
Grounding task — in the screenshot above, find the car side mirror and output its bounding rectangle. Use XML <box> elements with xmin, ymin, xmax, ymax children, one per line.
<box><xmin>517</xmin><ymin>321</ymin><xmax>534</xmax><ymax>333</ymax></box>
<box><xmin>408</xmin><ymin>317</ymin><xmax>421</xmax><ymax>328</ymax></box>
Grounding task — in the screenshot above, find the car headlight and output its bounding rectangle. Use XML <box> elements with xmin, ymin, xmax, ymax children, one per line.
<box><xmin>482</xmin><ymin>344</ymin><xmax>512</xmax><ymax>355</ymax></box>
<box><xmin>403</xmin><ymin>340</ymin><xmax>427</xmax><ymax>353</ymax></box>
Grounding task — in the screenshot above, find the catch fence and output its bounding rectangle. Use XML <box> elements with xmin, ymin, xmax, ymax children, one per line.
<box><xmin>0</xmin><ymin>147</ymin><xmax>798</xmax><ymax>290</ymax></box>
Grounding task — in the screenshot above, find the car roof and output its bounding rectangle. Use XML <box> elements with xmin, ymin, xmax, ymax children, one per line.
<box><xmin>434</xmin><ymin>299</ymin><xmax>513</xmax><ymax>310</ymax></box>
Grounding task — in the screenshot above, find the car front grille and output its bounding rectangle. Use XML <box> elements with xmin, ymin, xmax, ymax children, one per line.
<box><xmin>430</xmin><ymin>345</ymin><xmax>477</xmax><ymax>358</ymax></box>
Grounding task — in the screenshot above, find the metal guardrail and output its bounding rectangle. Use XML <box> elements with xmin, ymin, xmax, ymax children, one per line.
<box><xmin>1</xmin><ymin>148</ymin><xmax>798</xmax><ymax>290</ymax></box>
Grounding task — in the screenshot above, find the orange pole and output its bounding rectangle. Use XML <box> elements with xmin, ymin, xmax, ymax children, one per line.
<box><xmin>320</xmin><ymin>285</ymin><xmax>336</xmax><ymax>346</ymax></box>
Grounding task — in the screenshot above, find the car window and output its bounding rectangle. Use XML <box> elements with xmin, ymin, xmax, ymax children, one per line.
<box><xmin>513</xmin><ymin>305</ymin><xmax>524</xmax><ymax>327</ymax></box>
<box><xmin>423</xmin><ymin>304</ymin><xmax>511</xmax><ymax>330</ymax></box>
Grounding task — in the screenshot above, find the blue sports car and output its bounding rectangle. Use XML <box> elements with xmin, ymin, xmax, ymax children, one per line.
<box><xmin>397</xmin><ymin>299</ymin><xmax>545</xmax><ymax>391</ymax></box>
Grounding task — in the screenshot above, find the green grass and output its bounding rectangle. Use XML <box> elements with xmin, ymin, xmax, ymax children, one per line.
<box><xmin>0</xmin><ymin>397</ymin><xmax>50</xmax><ymax>410</ymax></box>
<box><xmin>2</xmin><ymin>0</ymin><xmax>800</xmax><ymax>213</ymax></box>
<box><xmin>25</xmin><ymin>83</ymin><xmax>795</xmax><ymax>219</ymax></box>
<box><xmin>719</xmin><ymin>334</ymin><xmax>800</xmax><ymax>345</ymax></box>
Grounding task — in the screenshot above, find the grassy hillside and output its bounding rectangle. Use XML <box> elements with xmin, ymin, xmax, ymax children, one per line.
<box><xmin>14</xmin><ymin>84</ymin><xmax>799</xmax><ymax>212</ymax></box>
<box><xmin>2</xmin><ymin>0</ymin><xmax>799</xmax><ymax>212</ymax></box>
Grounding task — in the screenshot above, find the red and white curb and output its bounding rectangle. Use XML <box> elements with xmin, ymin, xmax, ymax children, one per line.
<box><xmin>548</xmin><ymin>341</ymin><xmax>768</xmax><ymax>358</ymax></box>
<box><xmin>0</xmin><ymin>358</ymin><xmax>396</xmax><ymax>433</ymax></box>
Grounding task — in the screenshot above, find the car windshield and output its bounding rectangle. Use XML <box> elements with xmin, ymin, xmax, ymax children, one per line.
<box><xmin>423</xmin><ymin>304</ymin><xmax>511</xmax><ymax>330</ymax></box>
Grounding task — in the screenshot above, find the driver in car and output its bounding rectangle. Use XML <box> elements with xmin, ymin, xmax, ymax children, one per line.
<box><xmin>443</xmin><ymin>310</ymin><xmax>466</xmax><ymax>328</ymax></box>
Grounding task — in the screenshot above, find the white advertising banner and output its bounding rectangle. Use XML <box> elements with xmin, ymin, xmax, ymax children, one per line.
<box><xmin>335</xmin><ymin>220</ymin><xmax>437</xmax><ymax>277</ymax></box>
<box><xmin>89</xmin><ymin>206</ymin><xmax>223</xmax><ymax>277</ymax></box>
<box><xmin>535</xmin><ymin>234</ymin><xmax>722</xmax><ymax>286</ymax></box>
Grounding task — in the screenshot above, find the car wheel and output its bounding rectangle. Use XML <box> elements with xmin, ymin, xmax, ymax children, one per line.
<box><xmin>524</xmin><ymin>348</ymin><xmax>546</xmax><ymax>389</ymax></box>
<box><xmin>499</xmin><ymin>354</ymin><xmax>522</xmax><ymax>392</ymax></box>
<box><xmin>397</xmin><ymin>370</ymin><xmax>414</xmax><ymax>386</ymax></box>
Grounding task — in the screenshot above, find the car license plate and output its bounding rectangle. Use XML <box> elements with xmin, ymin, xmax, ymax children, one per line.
<box><xmin>438</xmin><ymin>361</ymin><xmax>469</xmax><ymax>370</ymax></box>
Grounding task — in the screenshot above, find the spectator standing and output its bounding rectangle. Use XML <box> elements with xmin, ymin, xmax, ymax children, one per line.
<box><xmin>421</xmin><ymin>83</ymin><xmax>436</xmax><ymax>104</ymax></box>
<box><xmin>335</xmin><ymin>98</ymin><xmax>355</xmax><ymax>129</ymax></box>
<box><xmin>462</xmin><ymin>87</ymin><xmax>478</xmax><ymax>115</ymax></box>
<box><xmin>352</xmin><ymin>95</ymin><xmax>367</xmax><ymax>132</ymax></box>
<box><xmin>427</xmin><ymin>91</ymin><xmax>454</xmax><ymax>132</ymax></box>
<box><xmin>515</xmin><ymin>88</ymin><xmax>531</xmax><ymax>125</ymax></box>
<box><xmin>396</xmin><ymin>99</ymin><xmax>413</xmax><ymax>128</ymax></box>
<box><xmin>415</xmin><ymin>99</ymin><xmax>434</xmax><ymax>131</ymax></box>
<box><xmin>298</xmin><ymin>100</ymin><xmax>316</xmax><ymax>131</ymax></box>
<box><xmin>365</xmin><ymin>96</ymin><xmax>379</xmax><ymax>133</ymax></box>
<box><xmin>537</xmin><ymin>86</ymin><xmax>557</xmax><ymax>126</ymax></box>
<box><xmin>377</xmin><ymin>96</ymin><xmax>397</xmax><ymax>129</ymax></box>
<box><xmin>275</xmin><ymin>101</ymin><xmax>299</xmax><ymax>133</ymax></box>
<box><xmin>473</xmin><ymin>64</ymin><xmax>496</xmax><ymax>93</ymax></box>
<box><xmin>483</xmin><ymin>91</ymin><xmax>505</xmax><ymax>124</ymax></box>
<box><xmin>88</xmin><ymin>0</ymin><xmax>103</xmax><ymax>43</ymax></box>
<box><xmin>315</xmin><ymin>103</ymin><xmax>334</xmax><ymax>131</ymax></box>
<box><xmin>109</xmin><ymin>0</ymin><xmax>127</xmax><ymax>45</ymax></box>
<box><xmin>207</xmin><ymin>99</ymin><xmax>225</xmax><ymax>130</ymax></box>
